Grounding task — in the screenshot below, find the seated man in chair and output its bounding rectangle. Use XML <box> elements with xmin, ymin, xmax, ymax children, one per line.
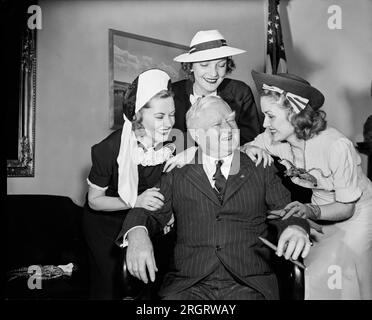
<box><xmin>116</xmin><ymin>96</ymin><xmax>311</xmax><ymax>300</ymax></box>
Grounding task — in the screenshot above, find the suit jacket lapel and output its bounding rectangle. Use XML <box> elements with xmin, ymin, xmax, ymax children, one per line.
<box><xmin>184</xmin><ymin>152</ymin><xmax>221</xmax><ymax>206</ymax></box>
<box><xmin>223</xmin><ymin>151</ymin><xmax>253</xmax><ymax>204</ymax></box>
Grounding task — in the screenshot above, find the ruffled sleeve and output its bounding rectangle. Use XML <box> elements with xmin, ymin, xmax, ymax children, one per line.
<box><xmin>328</xmin><ymin>138</ymin><xmax>362</xmax><ymax>203</ymax></box>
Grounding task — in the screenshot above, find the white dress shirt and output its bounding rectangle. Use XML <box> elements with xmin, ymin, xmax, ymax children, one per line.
<box><xmin>201</xmin><ymin>152</ymin><xmax>234</xmax><ymax>189</ymax></box>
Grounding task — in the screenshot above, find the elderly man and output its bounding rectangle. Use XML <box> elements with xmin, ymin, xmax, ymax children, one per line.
<box><xmin>116</xmin><ymin>96</ymin><xmax>311</xmax><ymax>300</ymax></box>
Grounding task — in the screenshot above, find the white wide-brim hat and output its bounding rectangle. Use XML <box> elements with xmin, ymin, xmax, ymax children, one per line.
<box><xmin>174</xmin><ymin>30</ymin><xmax>246</xmax><ymax>63</ymax></box>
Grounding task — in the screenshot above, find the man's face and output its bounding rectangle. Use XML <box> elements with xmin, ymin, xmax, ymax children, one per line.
<box><xmin>192</xmin><ymin>100</ymin><xmax>239</xmax><ymax>158</ymax></box>
<box><xmin>191</xmin><ymin>58</ymin><xmax>227</xmax><ymax>96</ymax></box>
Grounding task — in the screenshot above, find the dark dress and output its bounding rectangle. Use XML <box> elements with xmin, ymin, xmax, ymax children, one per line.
<box><xmin>83</xmin><ymin>129</ymin><xmax>174</xmax><ymax>299</ymax></box>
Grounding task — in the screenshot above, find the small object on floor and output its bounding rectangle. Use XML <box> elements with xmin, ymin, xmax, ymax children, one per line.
<box><xmin>7</xmin><ymin>263</ymin><xmax>75</xmax><ymax>281</ymax></box>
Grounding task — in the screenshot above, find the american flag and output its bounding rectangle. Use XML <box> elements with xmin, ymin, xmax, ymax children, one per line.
<box><xmin>265</xmin><ymin>0</ymin><xmax>287</xmax><ymax>74</ymax></box>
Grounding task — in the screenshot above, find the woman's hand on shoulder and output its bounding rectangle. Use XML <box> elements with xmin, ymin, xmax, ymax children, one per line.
<box><xmin>135</xmin><ymin>187</ymin><xmax>164</xmax><ymax>211</ymax></box>
<box><xmin>163</xmin><ymin>146</ymin><xmax>198</xmax><ymax>173</ymax></box>
<box><xmin>240</xmin><ymin>143</ymin><xmax>273</xmax><ymax>168</ymax></box>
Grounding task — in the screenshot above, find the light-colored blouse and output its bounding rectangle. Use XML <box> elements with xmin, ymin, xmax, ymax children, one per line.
<box><xmin>250</xmin><ymin>127</ymin><xmax>368</xmax><ymax>206</ymax></box>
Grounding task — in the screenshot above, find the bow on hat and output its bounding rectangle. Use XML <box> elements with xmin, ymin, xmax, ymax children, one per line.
<box><xmin>262</xmin><ymin>84</ymin><xmax>309</xmax><ymax>113</ymax></box>
<box><xmin>251</xmin><ymin>70</ymin><xmax>325</xmax><ymax>111</ymax></box>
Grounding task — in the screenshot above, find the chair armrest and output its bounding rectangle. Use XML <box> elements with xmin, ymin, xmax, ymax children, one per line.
<box><xmin>121</xmin><ymin>247</ymin><xmax>131</xmax><ymax>298</ymax></box>
<box><xmin>274</xmin><ymin>254</ymin><xmax>305</xmax><ymax>300</ymax></box>
<box><xmin>290</xmin><ymin>262</ymin><xmax>305</xmax><ymax>300</ymax></box>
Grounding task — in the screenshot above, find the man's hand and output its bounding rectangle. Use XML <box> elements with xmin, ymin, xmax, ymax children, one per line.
<box><xmin>277</xmin><ymin>225</ymin><xmax>311</xmax><ymax>260</ymax></box>
<box><xmin>240</xmin><ymin>143</ymin><xmax>273</xmax><ymax>168</ymax></box>
<box><xmin>126</xmin><ymin>228</ymin><xmax>158</xmax><ymax>284</ymax></box>
<box><xmin>163</xmin><ymin>146</ymin><xmax>198</xmax><ymax>172</ymax></box>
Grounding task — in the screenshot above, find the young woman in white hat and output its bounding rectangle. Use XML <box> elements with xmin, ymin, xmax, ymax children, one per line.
<box><xmin>171</xmin><ymin>30</ymin><xmax>262</xmax><ymax>147</ymax></box>
<box><xmin>83</xmin><ymin>69</ymin><xmax>177</xmax><ymax>299</ymax></box>
<box><xmin>243</xmin><ymin>70</ymin><xmax>372</xmax><ymax>300</ymax></box>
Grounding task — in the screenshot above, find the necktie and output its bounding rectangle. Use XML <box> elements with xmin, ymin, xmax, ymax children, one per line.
<box><xmin>213</xmin><ymin>160</ymin><xmax>227</xmax><ymax>194</ymax></box>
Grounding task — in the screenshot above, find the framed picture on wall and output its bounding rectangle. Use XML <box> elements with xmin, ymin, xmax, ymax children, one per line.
<box><xmin>6</xmin><ymin>0</ymin><xmax>37</xmax><ymax>177</ymax></box>
<box><xmin>108</xmin><ymin>29</ymin><xmax>189</xmax><ymax>130</ymax></box>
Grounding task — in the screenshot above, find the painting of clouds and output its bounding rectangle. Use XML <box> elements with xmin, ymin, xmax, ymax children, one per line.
<box><xmin>109</xmin><ymin>30</ymin><xmax>188</xmax><ymax>129</ymax></box>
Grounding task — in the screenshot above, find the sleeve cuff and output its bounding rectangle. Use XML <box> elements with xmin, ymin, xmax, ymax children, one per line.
<box><xmin>335</xmin><ymin>187</ymin><xmax>362</xmax><ymax>203</ymax></box>
<box><xmin>87</xmin><ymin>178</ymin><xmax>108</xmax><ymax>191</ymax></box>
<box><xmin>119</xmin><ymin>226</ymin><xmax>148</xmax><ymax>248</ymax></box>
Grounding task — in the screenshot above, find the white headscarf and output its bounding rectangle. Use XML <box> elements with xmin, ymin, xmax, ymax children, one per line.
<box><xmin>117</xmin><ymin>69</ymin><xmax>171</xmax><ymax>207</ymax></box>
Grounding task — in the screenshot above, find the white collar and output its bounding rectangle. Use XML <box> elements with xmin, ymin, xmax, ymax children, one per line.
<box><xmin>189</xmin><ymin>91</ymin><xmax>217</xmax><ymax>105</ymax></box>
<box><xmin>201</xmin><ymin>152</ymin><xmax>234</xmax><ymax>186</ymax></box>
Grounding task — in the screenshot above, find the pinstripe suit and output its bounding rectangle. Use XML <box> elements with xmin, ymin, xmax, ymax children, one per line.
<box><xmin>117</xmin><ymin>151</ymin><xmax>309</xmax><ymax>300</ymax></box>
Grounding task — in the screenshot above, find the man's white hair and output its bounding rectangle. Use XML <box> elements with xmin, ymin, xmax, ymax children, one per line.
<box><xmin>186</xmin><ymin>95</ymin><xmax>231</xmax><ymax>130</ymax></box>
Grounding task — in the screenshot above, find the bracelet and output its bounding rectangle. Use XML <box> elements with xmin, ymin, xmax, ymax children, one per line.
<box><xmin>305</xmin><ymin>203</ymin><xmax>321</xmax><ymax>220</ymax></box>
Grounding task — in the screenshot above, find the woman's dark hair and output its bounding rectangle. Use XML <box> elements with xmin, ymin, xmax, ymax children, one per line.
<box><xmin>262</xmin><ymin>90</ymin><xmax>327</xmax><ymax>140</ymax></box>
<box><xmin>181</xmin><ymin>57</ymin><xmax>236</xmax><ymax>82</ymax></box>
<box><xmin>132</xmin><ymin>89</ymin><xmax>174</xmax><ymax>135</ymax></box>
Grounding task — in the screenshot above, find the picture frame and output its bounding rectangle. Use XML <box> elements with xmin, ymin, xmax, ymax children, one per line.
<box><xmin>108</xmin><ymin>29</ymin><xmax>188</xmax><ymax>129</ymax></box>
<box><xmin>6</xmin><ymin>1</ymin><xmax>37</xmax><ymax>177</ymax></box>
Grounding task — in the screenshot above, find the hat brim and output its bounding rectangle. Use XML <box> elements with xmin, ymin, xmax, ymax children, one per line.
<box><xmin>251</xmin><ymin>70</ymin><xmax>325</xmax><ymax>110</ymax></box>
<box><xmin>174</xmin><ymin>46</ymin><xmax>246</xmax><ymax>63</ymax></box>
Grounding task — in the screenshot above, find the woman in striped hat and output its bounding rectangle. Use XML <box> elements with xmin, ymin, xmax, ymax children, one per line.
<box><xmin>243</xmin><ymin>70</ymin><xmax>372</xmax><ymax>300</ymax></box>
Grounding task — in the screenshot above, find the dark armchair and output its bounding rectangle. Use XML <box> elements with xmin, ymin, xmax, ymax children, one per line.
<box><xmin>120</xmin><ymin>159</ymin><xmax>309</xmax><ymax>300</ymax></box>
<box><xmin>120</xmin><ymin>227</ymin><xmax>305</xmax><ymax>300</ymax></box>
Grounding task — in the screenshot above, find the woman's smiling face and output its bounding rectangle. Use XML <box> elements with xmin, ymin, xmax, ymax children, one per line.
<box><xmin>191</xmin><ymin>58</ymin><xmax>227</xmax><ymax>95</ymax></box>
<box><xmin>140</xmin><ymin>96</ymin><xmax>175</xmax><ymax>144</ymax></box>
<box><xmin>261</xmin><ymin>95</ymin><xmax>295</xmax><ymax>143</ymax></box>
